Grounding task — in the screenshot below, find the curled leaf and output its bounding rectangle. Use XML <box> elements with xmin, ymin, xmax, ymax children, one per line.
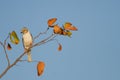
<box><xmin>7</xmin><ymin>43</ymin><xmax>12</xmax><ymax>50</ymax></box>
<box><xmin>53</xmin><ymin>25</ymin><xmax>63</xmax><ymax>35</ymax></box>
<box><xmin>63</xmin><ymin>22</ymin><xmax>78</xmax><ymax>31</ymax></box>
<box><xmin>37</xmin><ymin>61</ymin><xmax>45</xmax><ymax>76</ymax></box>
<box><xmin>58</xmin><ymin>43</ymin><xmax>62</xmax><ymax>51</ymax></box>
<box><xmin>10</xmin><ymin>31</ymin><xmax>20</xmax><ymax>45</ymax></box>
<box><xmin>47</xmin><ymin>18</ymin><xmax>57</xmax><ymax>27</ymax></box>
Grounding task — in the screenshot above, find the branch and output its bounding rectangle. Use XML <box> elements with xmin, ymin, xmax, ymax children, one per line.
<box><xmin>0</xmin><ymin>35</ymin><xmax>10</xmax><ymax>66</ymax></box>
<box><xmin>33</xmin><ymin>28</ymin><xmax>49</xmax><ymax>40</ymax></box>
<box><xmin>19</xmin><ymin>60</ymin><xmax>39</xmax><ymax>62</ymax></box>
<box><xmin>33</xmin><ymin>33</ymin><xmax>57</xmax><ymax>47</ymax></box>
<box><xmin>0</xmin><ymin>33</ymin><xmax>57</xmax><ymax>78</ymax></box>
<box><xmin>0</xmin><ymin>52</ymin><xmax>26</xmax><ymax>78</ymax></box>
<box><xmin>4</xmin><ymin>35</ymin><xmax>10</xmax><ymax>66</ymax></box>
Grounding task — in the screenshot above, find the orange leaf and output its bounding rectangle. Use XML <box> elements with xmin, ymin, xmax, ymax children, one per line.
<box><xmin>66</xmin><ymin>26</ymin><xmax>78</xmax><ymax>31</ymax></box>
<box><xmin>64</xmin><ymin>22</ymin><xmax>78</xmax><ymax>31</ymax></box>
<box><xmin>64</xmin><ymin>22</ymin><xmax>72</xmax><ymax>28</ymax></box>
<box><xmin>7</xmin><ymin>43</ymin><xmax>12</xmax><ymax>50</ymax></box>
<box><xmin>47</xmin><ymin>18</ymin><xmax>57</xmax><ymax>27</ymax></box>
<box><xmin>53</xmin><ymin>25</ymin><xmax>63</xmax><ymax>34</ymax></box>
<box><xmin>58</xmin><ymin>43</ymin><xmax>62</xmax><ymax>51</ymax></box>
<box><xmin>37</xmin><ymin>61</ymin><xmax>45</xmax><ymax>76</ymax></box>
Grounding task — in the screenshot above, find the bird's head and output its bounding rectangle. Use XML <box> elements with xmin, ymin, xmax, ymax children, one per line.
<box><xmin>21</xmin><ymin>27</ymin><xmax>29</xmax><ymax>34</ymax></box>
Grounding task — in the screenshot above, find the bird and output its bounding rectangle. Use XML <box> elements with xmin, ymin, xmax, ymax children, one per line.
<box><xmin>21</xmin><ymin>27</ymin><xmax>33</xmax><ymax>62</ymax></box>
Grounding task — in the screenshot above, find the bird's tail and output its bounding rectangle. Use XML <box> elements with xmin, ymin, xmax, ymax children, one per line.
<box><xmin>27</xmin><ymin>51</ymin><xmax>32</xmax><ymax>62</ymax></box>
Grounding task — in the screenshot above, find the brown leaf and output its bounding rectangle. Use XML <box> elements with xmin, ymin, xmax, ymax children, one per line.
<box><xmin>58</xmin><ymin>43</ymin><xmax>62</xmax><ymax>51</ymax></box>
<box><xmin>47</xmin><ymin>18</ymin><xmax>57</xmax><ymax>27</ymax></box>
<box><xmin>64</xmin><ymin>22</ymin><xmax>78</xmax><ymax>31</ymax></box>
<box><xmin>67</xmin><ymin>26</ymin><xmax>78</xmax><ymax>31</ymax></box>
<box><xmin>37</xmin><ymin>61</ymin><xmax>45</xmax><ymax>76</ymax></box>
<box><xmin>53</xmin><ymin>25</ymin><xmax>63</xmax><ymax>34</ymax></box>
<box><xmin>7</xmin><ymin>43</ymin><xmax>12</xmax><ymax>50</ymax></box>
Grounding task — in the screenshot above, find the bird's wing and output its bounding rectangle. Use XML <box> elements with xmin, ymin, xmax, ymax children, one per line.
<box><xmin>22</xmin><ymin>37</ymin><xmax>25</xmax><ymax>49</ymax></box>
<box><xmin>31</xmin><ymin>33</ymin><xmax>34</xmax><ymax>43</ymax></box>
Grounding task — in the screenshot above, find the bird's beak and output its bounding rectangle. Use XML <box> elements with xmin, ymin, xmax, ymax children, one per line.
<box><xmin>21</xmin><ymin>31</ymin><xmax>23</xmax><ymax>33</ymax></box>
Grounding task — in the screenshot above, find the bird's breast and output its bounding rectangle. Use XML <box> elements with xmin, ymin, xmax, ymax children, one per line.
<box><xmin>23</xmin><ymin>32</ymin><xmax>33</xmax><ymax>49</ymax></box>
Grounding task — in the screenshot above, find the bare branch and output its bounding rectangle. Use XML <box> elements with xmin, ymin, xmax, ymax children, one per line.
<box><xmin>0</xmin><ymin>33</ymin><xmax>57</xmax><ymax>78</ymax></box>
<box><xmin>50</xmin><ymin>38</ymin><xmax>59</xmax><ymax>44</ymax></box>
<box><xmin>33</xmin><ymin>33</ymin><xmax>57</xmax><ymax>47</ymax></box>
<box><xmin>33</xmin><ymin>28</ymin><xmax>49</xmax><ymax>40</ymax></box>
<box><xmin>0</xmin><ymin>52</ymin><xmax>26</xmax><ymax>78</ymax></box>
<box><xmin>0</xmin><ymin>35</ymin><xmax>10</xmax><ymax>66</ymax></box>
<box><xmin>3</xmin><ymin>34</ymin><xmax>10</xmax><ymax>66</ymax></box>
<box><xmin>19</xmin><ymin>60</ymin><xmax>39</xmax><ymax>62</ymax></box>
<box><xmin>0</xmin><ymin>41</ymin><xmax>4</xmax><ymax>56</ymax></box>
<box><xmin>0</xmin><ymin>41</ymin><xmax>4</xmax><ymax>48</ymax></box>
<box><xmin>0</xmin><ymin>32</ymin><xmax>57</xmax><ymax>78</ymax></box>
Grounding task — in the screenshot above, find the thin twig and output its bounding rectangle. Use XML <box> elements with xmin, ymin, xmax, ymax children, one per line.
<box><xmin>0</xmin><ymin>35</ymin><xmax>10</xmax><ymax>66</ymax></box>
<box><xmin>51</xmin><ymin>39</ymin><xmax>59</xmax><ymax>44</ymax></box>
<box><xmin>0</xmin><ymin>41</ymin><xmax>3</xmax><ymax>46</ymax></box>
<box><xmin>33</xmin><ymin>28</ymin><xmax>49</xmax><ymax>40</ymax></box>
<box><xmin>33</xmin><ymin>34</ymin><xmax>57</xmax><ymax>47</ymax></box>
<box><xmin>0</xmin><ymin>41</ymin><xmax>4</xmax><ymax>48</ymax></box>
<box><xmin>19</xmin><ymin>60</ymin><xmax>39</xmax><ymax>62</ymax></box>
<box><xmin>0</xmin><ymin>41</ymin><xmax>4</xmax><ymax>56</ymax></box>
<box><xmin>4</xmin><ymin>35</ymin><xmax>10</xmax><ymax>66</ymax></box>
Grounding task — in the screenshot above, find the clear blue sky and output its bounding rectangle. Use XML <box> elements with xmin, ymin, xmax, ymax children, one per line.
<box><xmin>0</xmin><ymin>0</ymin><xmax>120</xmax><ymax>80</ymax></box>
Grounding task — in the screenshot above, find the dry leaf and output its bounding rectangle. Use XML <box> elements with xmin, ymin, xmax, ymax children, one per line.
<box><xmin>64</xmin><ymin>22</ymin><xmax>78</xmax><ymax>31</ymax></box>
<box><xmin>47</xmin><ymin>18</ymin><xmax>57</xmax><ymax>27</ymax></box>
<box><xmin>66</xmin><ymin>26</ymin><xmax>78</xmax><ymax>31</ymax></box>
<box><xmin>37</xmin><ymin>61</ymin><xmax>45</xmax><ymax>76</ymax></box>
<box><xmin>53</xmin><ymin>25</ymin><xmax>63</xmax><ymax>34</ymax></box>
<box><xmin>7</xmin><ymin>43</ymin><xmax>12</xmax><ymax>50</ymax></box>
<box><xmin>58</xmin><ymin>43</ymin><xmax>62</xmax><ymax>51</ymax></box>
<box><xmin>64</xmin><ymin>22</ymin><xmax>72</xmax><ymax>28</ymax></box>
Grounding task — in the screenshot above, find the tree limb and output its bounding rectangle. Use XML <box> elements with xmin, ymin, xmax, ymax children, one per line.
<box><xmin>0</xmin><ymin>35</ymin><xmax>10</xmax><ymax>66</ymax></box>
<box><xmin>0</xmin><ymin>52</ymin><xmax>26</xmax><ymax>78</ymax></box>
<box><xmin>0</xmin><ymin>33</ymin><xmax>57</xmax><ymax>78</ymax></box>
<box><xmin>4</xmin><ymin>35</ymin><xmax>10</xmax><ymax>66</ymax></box>
<box><xmin>33</xmin><ymin>33</ymin><xmax>57</xmax><ymax>47</ymax></box>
